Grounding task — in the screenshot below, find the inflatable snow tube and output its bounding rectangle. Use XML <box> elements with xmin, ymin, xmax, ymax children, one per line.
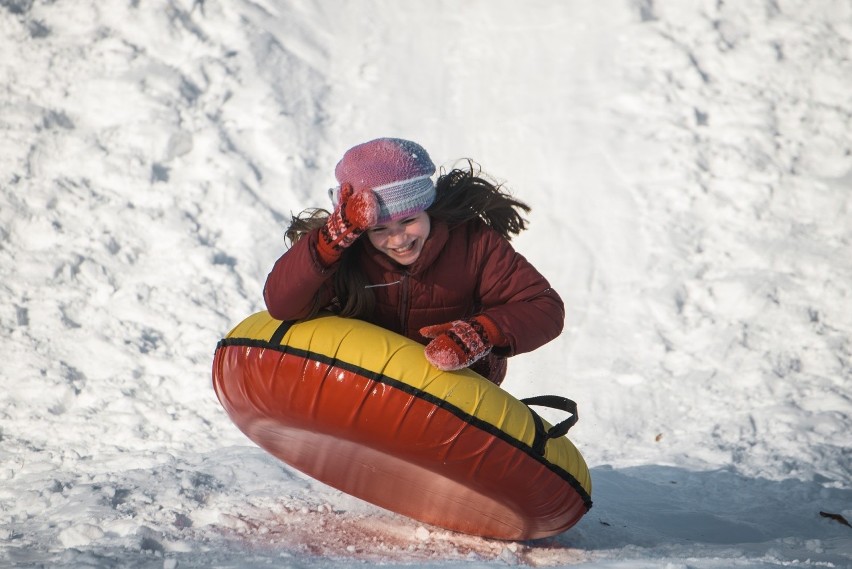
<box><xmin>212</xmin><ymin>311</ymin><xmax>592</xmax><ymax>540</ymax></box>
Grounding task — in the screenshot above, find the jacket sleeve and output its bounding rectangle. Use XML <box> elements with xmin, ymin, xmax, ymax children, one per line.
<box><xmin>263</xmin><ymin>229</ymin><xmax>337</xmax><ymax>321</ymax></box>
<box><xmin>474</xmin><ymin>227</ymin><xmax>565</xmax><ymax>357</ymax></box>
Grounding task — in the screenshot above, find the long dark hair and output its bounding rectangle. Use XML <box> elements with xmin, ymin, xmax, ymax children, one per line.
<box><xmin>284</xmin><ymin>162</ymin><xmax>531</xmax><ymax>319</ymax></box>
<box><xmin>428</xmin><ymin>161</ymin><xmax>530</xmax><ymax>238</ymax></box>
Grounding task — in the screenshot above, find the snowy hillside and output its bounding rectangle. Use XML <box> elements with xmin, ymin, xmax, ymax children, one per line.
<box><xmin>1</xmin><ymin>0</ymin><xmax>850</xmax><ymax>567</ymax></box>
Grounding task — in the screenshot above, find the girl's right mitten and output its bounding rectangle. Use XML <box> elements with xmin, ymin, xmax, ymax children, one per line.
<box><xmin>316</xmin><ymin>183</ymin><xmax>378</xmax><ymax>265</ymax></box>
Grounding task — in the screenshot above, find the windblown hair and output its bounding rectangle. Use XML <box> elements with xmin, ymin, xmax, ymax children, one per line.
<box><xmin>284</xmin><ymin>163</ymin><xmax>531</xmax><ymax>319</ymax></box>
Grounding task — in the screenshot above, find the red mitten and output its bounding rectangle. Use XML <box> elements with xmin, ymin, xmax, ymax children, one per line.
<box><xmin>316</xmin><ymin>183</ymin><xmax>379</xmax><ymax>266</ymax></box>
<box><xmin>420</xmin><ymin>316</ymin><xmax>506</xmax><ymax>371</ymax></box>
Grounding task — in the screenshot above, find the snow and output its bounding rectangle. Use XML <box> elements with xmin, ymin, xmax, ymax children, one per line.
<box><xmin>1</xmin><ymin>0</ymin><xmax>851</xmax><ymax>567</ymax></box>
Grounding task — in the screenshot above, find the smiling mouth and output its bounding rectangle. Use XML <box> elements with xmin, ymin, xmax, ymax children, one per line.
<box><xmin>390</xmin><ymin>242</ymin><xmax>416</xmax><ymax>254</ymax></box>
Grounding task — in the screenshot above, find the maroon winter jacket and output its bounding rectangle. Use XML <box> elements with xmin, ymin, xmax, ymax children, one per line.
<box><xmin>263</xmin><ymin>219</ymin><xmax>564</xmax><ymax>384</ymax></box>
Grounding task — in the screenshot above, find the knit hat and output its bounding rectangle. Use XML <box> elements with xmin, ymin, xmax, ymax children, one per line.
<box><xmin>334</xmin><ymin>138</ymin><xmax>436</xmax><ymax>224</ymax></box>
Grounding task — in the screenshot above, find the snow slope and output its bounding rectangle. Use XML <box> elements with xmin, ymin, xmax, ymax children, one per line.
<box><xmin>1</xmin><ymin>0</ymin><xmax>850</xmax><ymax>567</ymax></box>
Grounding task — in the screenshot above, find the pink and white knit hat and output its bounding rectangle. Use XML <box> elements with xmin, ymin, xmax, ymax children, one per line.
<box><xmin>334</xmin><ymin>138</ymin><xmax>436</xmax><ymax>224</ymax></box>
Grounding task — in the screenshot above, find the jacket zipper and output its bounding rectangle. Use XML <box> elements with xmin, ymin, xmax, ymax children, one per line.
<box><xmin>398</xmin><ymin>273</ymin><xmax>410</xmax><ymax>335</ymax></box>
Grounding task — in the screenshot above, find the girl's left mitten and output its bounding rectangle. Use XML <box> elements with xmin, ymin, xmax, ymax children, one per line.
<box><xmin>420</xmin><ymin>316</ymin><xmax>505</xmax><ymax>371</ymax></box>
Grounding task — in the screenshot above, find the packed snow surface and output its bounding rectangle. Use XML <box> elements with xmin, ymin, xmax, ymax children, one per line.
<box><xmin>1</xmin><ymin>0</ymin><xmax>851</xmax><ymax>567</ymax></box>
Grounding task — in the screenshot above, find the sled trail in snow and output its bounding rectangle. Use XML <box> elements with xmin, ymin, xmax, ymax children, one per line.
<box><xmin>217</xmin><ymin>507</ymin><xmax>591</xmax><ymax>566</ymax></box>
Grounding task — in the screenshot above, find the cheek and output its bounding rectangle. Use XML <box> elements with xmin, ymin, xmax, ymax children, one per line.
<box><xmin>412</xmin><ymin>225</ymin><xmax>430</xmax><ymax>241</ymax></box>
<box><xmin>415</xmin><ymin>216</ymin><xmax>431</xmax><ymax>239</ymax></box>
<box><xmin>366</xmin><ymin>232</ymin><xmax>383</xmax><ymax>249</ymax></box>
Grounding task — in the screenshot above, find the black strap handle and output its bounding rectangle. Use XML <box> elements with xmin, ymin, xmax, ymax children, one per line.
<box><xmin>520</xmin><ymin>395</ymin><xmax>579</xmax><ymax>455</ymax></box>
<box><xmin>269</xmin><ymin>320</ymin><xmax>296</xmax><ymax>345</ymax></box>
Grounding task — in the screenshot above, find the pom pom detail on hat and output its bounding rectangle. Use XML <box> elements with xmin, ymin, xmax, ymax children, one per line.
<box><xmin>334</xmin><ymin>138</ymin><xmax>436</xmax><ymax>224</ymax></box>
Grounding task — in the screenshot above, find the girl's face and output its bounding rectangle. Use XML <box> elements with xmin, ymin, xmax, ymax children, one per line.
<box><xmin>366</xmin><ymin>211</ymin><xmax>431</xmax><ymax>265</ymax></box>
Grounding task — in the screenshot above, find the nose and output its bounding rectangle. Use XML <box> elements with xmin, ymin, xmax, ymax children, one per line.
<box><xmin>386</xmin><ymin>226</ymin><xmax>406</xmax><ymax>243</ymax></box>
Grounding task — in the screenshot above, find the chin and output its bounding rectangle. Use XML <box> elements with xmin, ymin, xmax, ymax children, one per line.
<box><xmin>393</xmin><ymin>253</ymin><xmax>419</xmax><ymax>265</ymax></box>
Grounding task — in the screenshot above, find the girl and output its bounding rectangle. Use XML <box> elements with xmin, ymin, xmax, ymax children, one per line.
<box><xmin>264</xmin><ymin>137</ymin><xmax>564</xmax><ymax>386</ymax></box>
